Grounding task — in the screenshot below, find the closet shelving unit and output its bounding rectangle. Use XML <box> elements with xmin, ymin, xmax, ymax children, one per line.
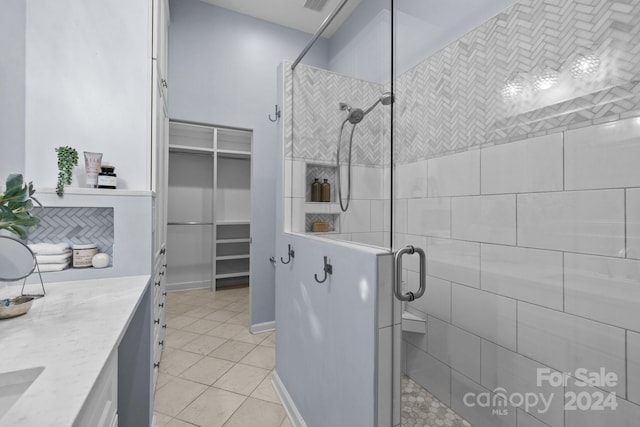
<box><xmin>167</xmin><ymin>120</ymin><xmax>252</xmax><ymax>291</ymax></box>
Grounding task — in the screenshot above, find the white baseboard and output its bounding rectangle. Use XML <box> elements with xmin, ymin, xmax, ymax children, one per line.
<box><xmin>249</xmin><ymin>320</ymin><xmax>275</xmax><ymax>334</ymax></box>
<box><xmin>272</xmin><ymin>370</ymin><xmax>307</xmax><ymax>427</ymax></box>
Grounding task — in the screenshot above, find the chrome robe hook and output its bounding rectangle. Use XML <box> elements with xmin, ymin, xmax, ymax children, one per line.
<box><xmin>314</xmin><ymin>256</ymin><xmax>333</xmax><ymax>284</ymax></box>
<box><xmin>281</xmin><ymin>244</ymin><xmax>295</xmax><ymax>264</ymax></box>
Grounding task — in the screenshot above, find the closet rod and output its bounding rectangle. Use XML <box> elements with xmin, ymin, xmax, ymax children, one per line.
<box><xmin>168</xmin><ymin>222</ymin><xmax>214</xmax><ymax>226</ymax></box>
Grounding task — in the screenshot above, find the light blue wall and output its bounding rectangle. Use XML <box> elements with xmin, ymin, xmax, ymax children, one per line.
<box><xmin>327</xmin><ymin>0</ymin><xmax>520</xmax><ymax>81</ymax></box>
<box><xmin>167</xmin><ymin>0</ymin><xmax>329</xmax><ymax>325</ymax></box>
<box><xmin>0</xmin><ymin>0</ymin><xmax>25</xmax><ymax>179</ymax></box>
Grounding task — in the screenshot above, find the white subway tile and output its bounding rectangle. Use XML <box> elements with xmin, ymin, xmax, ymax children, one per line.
<box><xmin>370</xmin><ymin>200</ymin><xmax>385</xmax><ymax>232</ymax></box>
<box><xmin>565</xmin><ymin>380</ymin><xmax>640</xmax><ymax>427</ymax></box>
<box><xmin>403</xmin><ymin>310</ymin><xmax>427</xmax><ymax>351</ymax></box>
<box><xmin>291</xmin><ymin>160</ymin><xmax>306</xmax><ymax>198</ymax></box>
<box><xmin>481</xmin><ymin>340</ymin><xmax>564</xmax><ymax>427</ymax></box>
<box><xmin>352</xmin><ymin>166</ymin><xmax>384</xmax><ymax>200</ymax></box>
<box><xmin>628</xmin><ymin>188</ymin><xmax>640</xmax><ymax>260</ymax></box>
<box><xmin>395</xmin><ymin>160</ymin><xmax>428</xmax><ymax>199</ymax></box>
<box><xmin>407</xmin><ymin>197</ymin><xmax>451</xmax><ymax>238</ymax></box>
<box><xmin>427</xmin><ymin>238</ymin><xmax>480</xmax><ymax>287</ymax></box>
<box><xmin>451</xmin><ymin>284</ymin><xmax>517</xmax><ymax>351</ymax></box>
<box><xmin>394</xmin><ymin>199</ymin><xmax>408</xmax><ymax>234</ymax></box>
<box><xmin>350</xmin><ymin>232</ymin><xmax>385</xmax><ymax>248</ymax></box>
<box><xmin>291</xmin><ymin>198</ymin><xmax>305</xmax><ymax>233</ymax></box>
<box><xmin>517</xmin><ymin>302</ymin><xmax>626</xmax><ymax>395</ymax></box>
<box><xmin>341</xmin><ymin>200</ymin><xmax>371</xmax><ymax>233</ymax></box>
<box><xmin>565</xmin><ymin>253</ymin><xmax>640</xmax><ymax>332</ymax></box>
<box><xmin>517</xmin><ymin>409</ymin><xmax>549</xmax><ymax>427</ymax></box>
<box><xmin>428</xmin><ymin>316</ymin><xmax>481</xmax><ymax>383</ymax></box>
<box><xmin>565</xmin><ymin>117</ymin><xmax>640</xmax><ymax>190</ymax></box>
<box><xmin>405</xmin><ymin>343</ymin><xmax>451</xmax><ymax>405</ymax></box>
<box><xmin>517</xmin><ymin>190</ymin><xmax>625</xmax><ymax>257</ymax></box>
<box><xmin>481</xmin><ymin>133</ymin><xmax>563</xmax><ymax>194</ymax></box>
<box><xmin>628</xmin><ymin>331</ymin><xmax>640</xmax><ymax>405</ymax></box>
<box><xmin>428</xmin><ymin>150</ymin><xmax>480</xmax><ymax>197</ymax></box>
<box><xmin>452</xmin><ymin>195</ymin><xmax>516</xmax><ymax>244</ymax></box>
<box><xmin>408</xmin><ymin>275</ymin><xmax>451</xmax><ymax>323</ymax></box>
<box><xmin>451</xmin><ymin>370</ymin><xmax>516</xmax><ymax>427</ymax></box>
<box><xmin>480</xmin><ymin>244</ymin><xmax>563</xmax><ymax>310</ymax></box>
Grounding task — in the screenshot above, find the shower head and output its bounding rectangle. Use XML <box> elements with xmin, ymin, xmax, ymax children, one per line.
<box><xmin>380</xmin><ymin>92</ymin><xmax>394</xmax><ymax>105</ymax></box>
<box><xmin>340</xmin><ymin>92</ymin><xmax>394</xmax><ymax>125</ymax></box>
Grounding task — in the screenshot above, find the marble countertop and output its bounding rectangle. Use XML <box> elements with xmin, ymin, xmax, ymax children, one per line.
<box><xmin>0</xmin><ymin>275</ymin><xmax>150</xmax><ymax>427</ymax></box>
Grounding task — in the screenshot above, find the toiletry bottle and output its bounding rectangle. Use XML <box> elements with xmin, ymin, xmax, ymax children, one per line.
<box><xmin>311</xmin><ymin>178</ymin><xmax>321</xmax><ymax>202</ymax></box>
<box><xmin>98</xmin><ymin>166</ymin><xmax>117</xmax><ymax>189</ymax></box>
<box><xmin>321</xmin><ymin>179</ymin><xmax>331</xmax><ymax>202</ymax></box>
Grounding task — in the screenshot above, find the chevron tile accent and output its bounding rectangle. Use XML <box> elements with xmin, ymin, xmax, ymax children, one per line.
<box><xmin>28</xmin><ymin>207</ymin><xmax>114</xmax><ymax>256</ymax></box>
<box><xmin>394</xmin><ymin>0</ymin><xmax>640</xmax><ymax>162</ymax></box>
<box><xmin>290</xmin><ymin>64</ymin><xmax>388</xmax><ymax>167</ymax></box>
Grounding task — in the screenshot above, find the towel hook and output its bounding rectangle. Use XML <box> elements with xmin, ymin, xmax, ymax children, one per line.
<box><xmin>314</xmin><ymin>256</ymin><xmax>333</xmax><ymax>284</ymax></box>
<box><xmin>268</xmin><ymin>104</ymin><xmax>281</xmax><ymax>122</ymax></box>
<box><xmin>280</xmin><ymin>244</ymin><xmax>295</xmax><ymax>264</ymax></box>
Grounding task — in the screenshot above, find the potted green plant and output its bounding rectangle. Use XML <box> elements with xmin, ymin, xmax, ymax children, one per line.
<box><xmin>55</xmin><ymin>146</ymin><xmax>78</xmax><ymax>197</ymax></box>
<box><xmin>0</xmin><ymin>174</ymin><xmax>42</xmax><ymax>239</ymax></box>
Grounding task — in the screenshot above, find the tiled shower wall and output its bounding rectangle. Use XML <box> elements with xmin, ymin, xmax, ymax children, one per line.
<box><xmin>285</xmin><ymin>64</ymin><xmax>390</xmax><ymax>246</ymax></box>
<box><xmin>396</xmin><ymin>1</ymin><xmax>640</xmax><ymax>426</ymax></box>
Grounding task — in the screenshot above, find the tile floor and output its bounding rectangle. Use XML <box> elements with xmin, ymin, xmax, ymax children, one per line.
<box><xmin>153</xmin><ymin>286</ymin><xmax>291</xmax><ymax>427</ymax></box>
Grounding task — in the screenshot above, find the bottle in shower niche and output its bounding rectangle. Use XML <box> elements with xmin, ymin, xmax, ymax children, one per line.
<box><xmin>321</xmin><ymin>179</ymin><xmax>331</xmax><ymax>202</ymax></box>
<box><xmin>311</xmin><ymin>178</ymin><xmax>321</xmax><ymax>202</ymax></box>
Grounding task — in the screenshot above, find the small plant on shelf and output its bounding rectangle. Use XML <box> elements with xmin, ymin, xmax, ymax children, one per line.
<box><xmin>0</xmin><ymin>174</ymin><xmax>42</xmax><ymax>239</ymax></box>
<box><xmin>55</xmin><ymin>146</ymin><xmax>78</xmax><ymax>197</ymax></box>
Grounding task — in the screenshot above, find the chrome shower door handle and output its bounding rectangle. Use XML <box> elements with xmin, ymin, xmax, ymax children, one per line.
<box><xmin>394</xmin><ymin>245</ymin><xmax>426</xmax><ymax>302</ymax></box>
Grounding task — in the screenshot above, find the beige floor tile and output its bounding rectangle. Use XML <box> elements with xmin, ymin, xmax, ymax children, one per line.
<box><xmin>166</xmin><ymin>314</ymin><xmax>200</xmax><ymax>330</ymax></box>
<box><xmin>154</xmin><ymin>377</ymin><xmax>208</xmax><ymax>417</ymax></box>
<box><xmin>223</xmin><ymin>397</ymin><xmax>286</xmax><ymax>427</ymax></box>
<box><xmin>177</xmin><ymin>387</ymin><xmax>246</xmax><ymax>427</ymax></box>
<box><xmin>232</xmin><ymin>328</ymin><xmax>268</xmax><ymax>345</ymax></box>
<box><xmin>203</xmin><ymin>300</ymin><xmax>232</xmax><ymax>310</ymax></box>
<box><xmin>224</xmin><ymin>301</ymin><xmax>249</xmax><ymax>313</ymax></box>
<box><xmin>239</xmin><ymin>345</ymin><xmax>275</xmax><ymax>370</ymax></box>
<box><xmin>160</xmin><ymin>348</ymin><xmax>204</xmax><ymax>376</ymax></box>
<box><xmin>208</xmin><ymin>340</ymin><xmax>256</xmax><ymax>362</ymax></box>
<box><xmin>205</xmin><ymin>323</ymin><xmax>246</xmax><ymax>339</ymax></box>
<box><xmin>261</xmin><ymin>332</ymin><xmax>276</xmax><ymax>348</ymax></box>
<box><xmin>155</xmin><ymin>371</ymin><xmax>176</xmax><ymax>391</ymax></box>
<box><xmin>280</xmin><ymin>418</ymin><xmax>293</xmax><ymax>427</ymax></box>
<box><xmin>154</xmin><ymin>411</ymin><xmax>172</xmax><ymax>426</ymax></box>
<box><xmin>226</xmin><ymin>312</ymin><xmax>250</xmax><ymax>326</ymax></box>
<box><xmin>165</xmin><ymin>329</ymin><xmax>201</xmax><ymax>349</ymax></box>
<box><xmin>166</xmin><ymin>419</ymin><xmax>198</xmax><ymax>427</ymax></box>
<box><xmin>182</xmin><ymin>335</ymin><xmax>227</xmax><ymax>355</ymax></box>
<box><xmin>166</xmin><ymin>302</ymin><xmax>199</xmax><ymax>316</ymax></box>
<box><xmin>182</xmin><ymin>318</ymin><xmax>223</xmax><ymax>334</ymax></box>
<box><xmin>180</xmin><ymin>356</ymin><xmax>235</xmax><ymax>385</ymax></box>
<box><xmin>250</xmin><ymin>373</ymin><xmax>280</xmax><ymax>404</ymax></box>
<box><xmin>181</xmin><ymin>306</ymin><xmax>217</xmax><ymax>319</ymax></box>
<box><xmin>204</xmin><ymin>309</ymin><xmax>239</xmax><ymax>322</ymax></box>
<box><xmin>214</xmin><ymin>363</ymin><xmax>270</xmax><ymax>395</ymax></box>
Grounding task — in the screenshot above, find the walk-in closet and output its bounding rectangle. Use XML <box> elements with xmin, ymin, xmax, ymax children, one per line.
<box><xmin>166</xmin><ymin>120</ymin><xmax>252</xmax><ymax>291</ymax></box>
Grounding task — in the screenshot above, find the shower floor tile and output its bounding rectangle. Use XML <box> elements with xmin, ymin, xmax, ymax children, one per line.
<box><xmin>402</xmin><ymin>375</ymin><xmax>472</xmax><ymax>427</ymax></box>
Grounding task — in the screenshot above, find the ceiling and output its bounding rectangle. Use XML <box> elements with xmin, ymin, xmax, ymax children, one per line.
<box><xmin>199</xmin><ymin>0</ymin><xmax>362</xmax><ymax>37</ymax></box>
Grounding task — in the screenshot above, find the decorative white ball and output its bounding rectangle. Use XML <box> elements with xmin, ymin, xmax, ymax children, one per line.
<box><xmin>92</xmin><ymin>253</ymin><xmax>110</xmax><ymax>268</ymax></box>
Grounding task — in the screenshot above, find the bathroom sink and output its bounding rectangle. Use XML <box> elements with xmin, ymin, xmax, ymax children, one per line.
<box><xmin>0</xmin><ymin>367</ymin><xmax>44</xmax><ymax>419</ymax></box>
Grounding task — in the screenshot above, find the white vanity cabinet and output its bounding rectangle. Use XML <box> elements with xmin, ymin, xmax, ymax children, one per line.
<box><xmin>73</xmin><ymin>349</ymin><xmax>118</xmax><ymax>427</ymax></box>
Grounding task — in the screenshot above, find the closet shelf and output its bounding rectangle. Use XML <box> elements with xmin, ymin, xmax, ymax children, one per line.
<box><xmin>216</xmin><ymin>238</ymin><xmax>251</xmax><ymax>244</ymax></box>
<box><xmin>216</xmin><ymin>255</ymin><xmax>250</xmax><ymax>261</ymax></box>
<box><xmin>217</xmin><ymin>220</ymin><xmax>250</xmax><ymax>225</ymax></box>
<box><xmin>216</xmin><ymin>271</ymin><xmax>250</xmax><ymax>279</ymax></box>
<box><xmin>169</xmin><ymin>144</ymin><xmax>215</xmax><ymax>154</ymax></box>
<box><xmin>217</xmin><ymin>149</ymin><xmax>250</xmax><ymax>159</ymax></box>
<box><xmin>168</xmin><ymin>221</ymin><xmax>214</xmax><ymax>226</ymax></box>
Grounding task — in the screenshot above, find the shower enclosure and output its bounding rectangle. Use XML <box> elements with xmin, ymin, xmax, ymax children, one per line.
<box><xmin>278</xmin><ymin>1</ymin><xmax>640</xmax><ymax>426</ymax></box>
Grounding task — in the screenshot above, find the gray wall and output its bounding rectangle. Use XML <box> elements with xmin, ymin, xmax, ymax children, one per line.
<box><xmin>0</xmin><ymin>0</ymin><xmax>26</xmax><ymax>179</ymax></box>
<box><xmin>167</xmin><ymin>0</ymin><xmax>329</xmax><ymax>325</ymax></box>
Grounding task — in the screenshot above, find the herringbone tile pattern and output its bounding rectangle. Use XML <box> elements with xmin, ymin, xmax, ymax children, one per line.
<box><xmin>29</xmin><ymin>207</ymin><xmax>114</xmax><ymax>255</ymax></box>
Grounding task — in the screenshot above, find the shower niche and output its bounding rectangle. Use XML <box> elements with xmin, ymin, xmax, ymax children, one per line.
<box><xmin>303</xmin><ymin>162</ymin><xmax>341</xmax><ymax>234</ymax></box>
